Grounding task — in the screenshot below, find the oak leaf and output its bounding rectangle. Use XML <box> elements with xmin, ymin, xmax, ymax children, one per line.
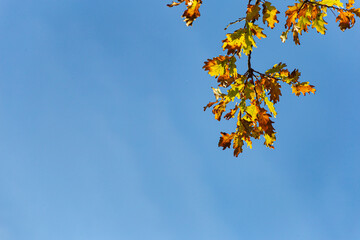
<box><xmin>224</xmin><ymin>105</ymin><xmax>239</xmax><ymax>120</ymax></box>
<box><xmin>312</xmin><ymin>12</ymin><xmax>328</xmax><ymax>34</ymax></box>
<box><xmin>336</xmin><ymin>10</ymin><xmax>355</xmax><ymax>31</ymax></box>
<box><xmin>292</xmin><ymin>82</ymin><xmax>316</xmax><ymax>96</ymax></box>
<box><xmin>203</xmin><ymin>56</ymin><xmax>237</xmax><ymax>79</ymax></box>
<box><xmin>257</xmin><ymin>107</ymin><xmax>275</xmax><ymax>135</ymax></box>
<box><xmin>246</xmin><ymin>3</ymin><xmax>261</xmax><ymax>22</ymax></box>
<box><xmin>262</xmin><ymin>1</ymin><xmax>280</xmax><ymax>29</ymax></box>
<box><xmin>264</xmin><ymin>133</ymin><xmax>276</xmax><ymax>149</ymax></box>
<box><xmin>182</xmin><ymin>0</ymin><xmax>202</xmax><ymax>26</ymax></box>
<box><xmin>347</xmin><ymin>0</ymin><xmax>355</xmax><ymax>9</ymax></box>
<box><xmin>167</xmin><ymin>0</ymin><xmax>202</xmax><ymax>26</ymax></box>
<box><xmin>350</xmin><ymin>8</ymin><xmax>360</xmax><ymax>17</ymax></box>
<box><xmin>320</xmin><ymin>0</ymin><xmax>344</xmax><ymax>8</ymax></box>
<box><xmin>203</xmin><ymin>101</ymin><xmax>218</xmax><ymax>111</ymax></box>
<box><xmin>212</xmin><ymin>101</ymin><xmax>227</xmax><ymax>121</ymax></box>
<box><xmin>218</xmin><ymin>132</ymin><xmax>235</xmax><ymax>150</ymax></box>
<box><xmin>233</xmin><ymin>133</ymin><xmax>244</xmax><ymax>157</ymax></box>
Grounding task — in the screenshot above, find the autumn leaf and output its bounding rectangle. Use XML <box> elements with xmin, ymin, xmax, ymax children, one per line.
<box><xmin>292</xmin><ymin>82</ymin><xmax>316</xmax><ymax>96</ymax></box>
<box><xmin>224</xmin><ymin>105</ymin><xmax>239</xmax><ymax>120</ymax></box>
<box><xmin>233</xmin><ymin>133</ymin><xmax>244</xmax><ymax>157</ymax></box>
<box><xmin>262</xmin><ymin>1</ymin><xmax>280</xmax><ymax>28</ymax></box>
<box><xmin>347</xmin><ymin>0</ymin><xmax>355</xmax><ymax>9</ymax></box>
<box><xmin>218</xmin><ymin>132</ymin><xmax>235</xmax><ymax>150</ymax></box>
<box><xmin>320</xmin><ymin>0</ymin><xmax>344</xmax><ymax>8</ymax></box>
<box><xmin>280</xmin><ymin>29</ymin><xmax>290</xmax><ymax>42</ymax></box>
<box><xmin>285</xmin><ymin>4</ymin><xmax>300</xmax><ymax>28</ymax></box>
<box><xmin>167</xmin><ymin>0</ymin><xmax>184</xmax><ymax>7</ymax></box>
<box><xmin>246</xmin><ymin>3</ymin><xmax>261</xmax><ymax>22</ymax></box>
<box><xmin>350</xmin><ymin>8</ymin><xmax>360</xmax><ymax>17</ymax></box>
<box><xmin>264</xmin><ymin>133</ymin><xmax>276</xmax><ymax>149</ymax></box>
<box><xmin>261</xmin><ymin>77</ymin><xmax>282</xmax><ymax>103</ymax></box>
<box><xmin>167</xmin><ymin>0</ymin><xmax>202</xmax><ymax>26</ymax></box>
<box><xmin>264</xmin><ymin>97</ymin><xmax>277</xmax><ymax>117</ymax></box>
<box><xmin>257</xmin><ymin>107</ymin><xmax>275</xmax><ymax>135</ymax></box>
<box><xmin>212</xmin><ymin>100</ymin><xmax>227</xmax><ymax>121</ymax></box>
<box><xmin>336</xmin><ymin>10</ymin><xmax>355</xmax><ymax>31</ymax></box>
<box><xmin>222</xmin><ymin>22</ymin><xmax>266</xmax><ymax>56</ymax></box>
<box><xmin>182</xmin><ymin>0</ymin><xmax>202</xmax><ymax>26</ymax></box>
<box><xmin>292</xmin><ymin>29</ymin><xmax>300</xmax><ymax>45</ymax></box>
<box><xmin>312</xmin><ymin>12</ymin><xmax>328</xmax><ymax>34</ymax></box>
<box><xmin>245</xmin><ymin>104</ymin><xmax>258</xmax><ymax>121</ymax></box>
<box><xmin>203</xmin><ymin>55</ymin><xmax>237</xmax><ymax>78</ymax></box>
<box><xmin>203</xmin><ymin>101</ymin><xmax>218</xmax><ymax>111</ymax></box>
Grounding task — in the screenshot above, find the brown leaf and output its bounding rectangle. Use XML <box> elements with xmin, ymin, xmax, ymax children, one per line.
<box><xmin>268</xmin><ymin>80</ymin><xmax>282</xmax><ymax>103</ymax></box>
<box><xmin>336</xmin><ymin>10</ymin><xmax>355</xmax><ymax>31</ymax></box>
<box><xmin>212</xmin><ymin>101</ymin><xmax>227</xmax><ymax>121</ymax></box>
<box><xmin>285</xmin><ymin>4</ymin><xmax>300</xmax><ymax>28</ymax></box>
<box><xmin>292</xmin><ymin>29</ymin><xmax>300</xmax><ymax>45</ymax></box>
<box><xmin>224</xmin><ymin>106</ymin><xmax>239</xmax><ymax>120</ymax></box>
<box><xmin>257</xmin><ymin>107</ymin><xmax>275</xmax><ymax>135</ymax></box>
<box><xmin>350</xmin><ymin>8</ymin><xmax>360</xmax><ymax>17</ymax></box>
<box><xmin>167</xmin><ymin>0</ymin><xmax>184</xmax><ymax>7</ymax></box>
<box><xmin>203</xmin><ymin>101</ymin><xmax>218</xmax><ymax>111</ymax></box>
<box><xmin>233</xmin><ymin>133</ymin><xmax>244</xmax><ymax>157</ymax></box>
<box><xmin>182</xmin><ymin>0</ymin><xmax>202</xmax><ymax>26</ymax></box>
<box><xmin>218</xmin><ymin>132</ymin><xmax>235</xmax><ymax>150</ymax></box>
<box><xmin>246</xmin><ymin>4</ymin><xmax>261</xmax><ymax>22</ymax></box>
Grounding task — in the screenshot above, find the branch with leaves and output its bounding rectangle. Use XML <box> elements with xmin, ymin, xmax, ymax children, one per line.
<box><xmin>168</xmin><ymin>0</ymin><xmax>360</xmax><ymax>156</ymax></box>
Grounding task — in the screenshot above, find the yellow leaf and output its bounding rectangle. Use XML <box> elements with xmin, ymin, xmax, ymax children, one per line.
<box><xmin>264</xmin><ymin>97</ymin><xmax>277</xmax><ymax>118</ymax></box>
<box><xmin>203</xmin><ymin>55</ymin><xmax>237</xmax><ymax>78</ymax></box>
<box><xmin>312</xmin><ymin>12</ymin><xmax>328</xmax><ymax>34</ymax></box>
<box><xmin>262</xmin><ymin>1</ymin><xmax>280</xmax><ymax>29</ymax></box>
<box><xmin>222</xmin><ymin>22</ymin><xmax>265</xmax><ymax>56</ymax></box>
<box><xmin>320</xmin><ymin>0</ymin><xmax>344</xmax><ymax>8</ymax></box>
<box><xmin>264</xmin><ymin>133</ymin><xmax>276</xmax><ymax>149</ymax></box>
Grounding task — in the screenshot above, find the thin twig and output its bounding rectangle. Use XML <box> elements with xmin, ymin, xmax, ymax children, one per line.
<box><xmin>224</xmin><ymin>17</ymin><xmax>245</xmax><ymax>30</ymax></box>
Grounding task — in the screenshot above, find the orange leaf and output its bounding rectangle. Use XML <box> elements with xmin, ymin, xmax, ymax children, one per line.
<box><xmin>233</xmin><ymin>133</ymin><xmax>244</xmax><ymax>157</ymax></box>
<box><xmin>203</xmin><ymin>101</ymin><xmax>218</xmax><ymax>111</ymax></box>
<box><xmin>347</xmin><ymin>0</ymin><xmax>355</xmax><ymax>9</ymax></box>
<box><xmin>218</xmin><ymin>132</ymin><xmax>235</xmax><ymax>150</ymax></box>
<box><xmin>257</xmin><ymin>107</ymin><xmax>275</xmax><ymax>135</ymax></box>
<box><xmin>291</xmin><ymin>82</ymin><xmax>316</xmax><ymax>96</ymax></box>
<box><xmin>224</xmin><ymin>106</ymin><xmax>239</xmax><ymax>120</ymax></box>
<box><xmin>212</xmin><ymin>101</ymin><xmax>227</xmax><ymax>121</ymax></box>
<box><xmin>336</xmin><ymin>10</ymin><xmax>355</xmax><ymax>31</ymax></box>
<box><xmin>182</xmin><ymin>0</ymin><xmax>202</xmax><ymax>26</ymax></box>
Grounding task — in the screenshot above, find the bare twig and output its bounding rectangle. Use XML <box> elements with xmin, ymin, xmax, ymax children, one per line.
<box><xmin>224</xmin><ymin>17</ymin><xmax>245</xmax><ymax>30</ymax></box>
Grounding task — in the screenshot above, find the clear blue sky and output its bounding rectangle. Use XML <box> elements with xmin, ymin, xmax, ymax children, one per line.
<box><xmin>0</xmin><ymin>1</ymin><xmax>359</xmax><ymax>239</ymax></box>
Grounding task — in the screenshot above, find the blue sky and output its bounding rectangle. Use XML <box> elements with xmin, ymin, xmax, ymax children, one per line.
<box><xmin>0</xmin><ymin>0</ymin><xmax>359</xmax><ymax>239</ymax></box>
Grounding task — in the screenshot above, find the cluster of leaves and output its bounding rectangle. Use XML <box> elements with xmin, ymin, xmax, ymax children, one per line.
<box><xmin>167</xmin><ymin>0</ymin><xmax>202</xmax><ymax>26</ymax></box>
<box><xmin>282</xmin><ymin>0</ymin><xmax>360</xmax><ymax>44</ymax></box>
<box><xmin>168</xmin><ymin>0</ymin><xmax>360</xmax><ymax>156</ymax></box>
